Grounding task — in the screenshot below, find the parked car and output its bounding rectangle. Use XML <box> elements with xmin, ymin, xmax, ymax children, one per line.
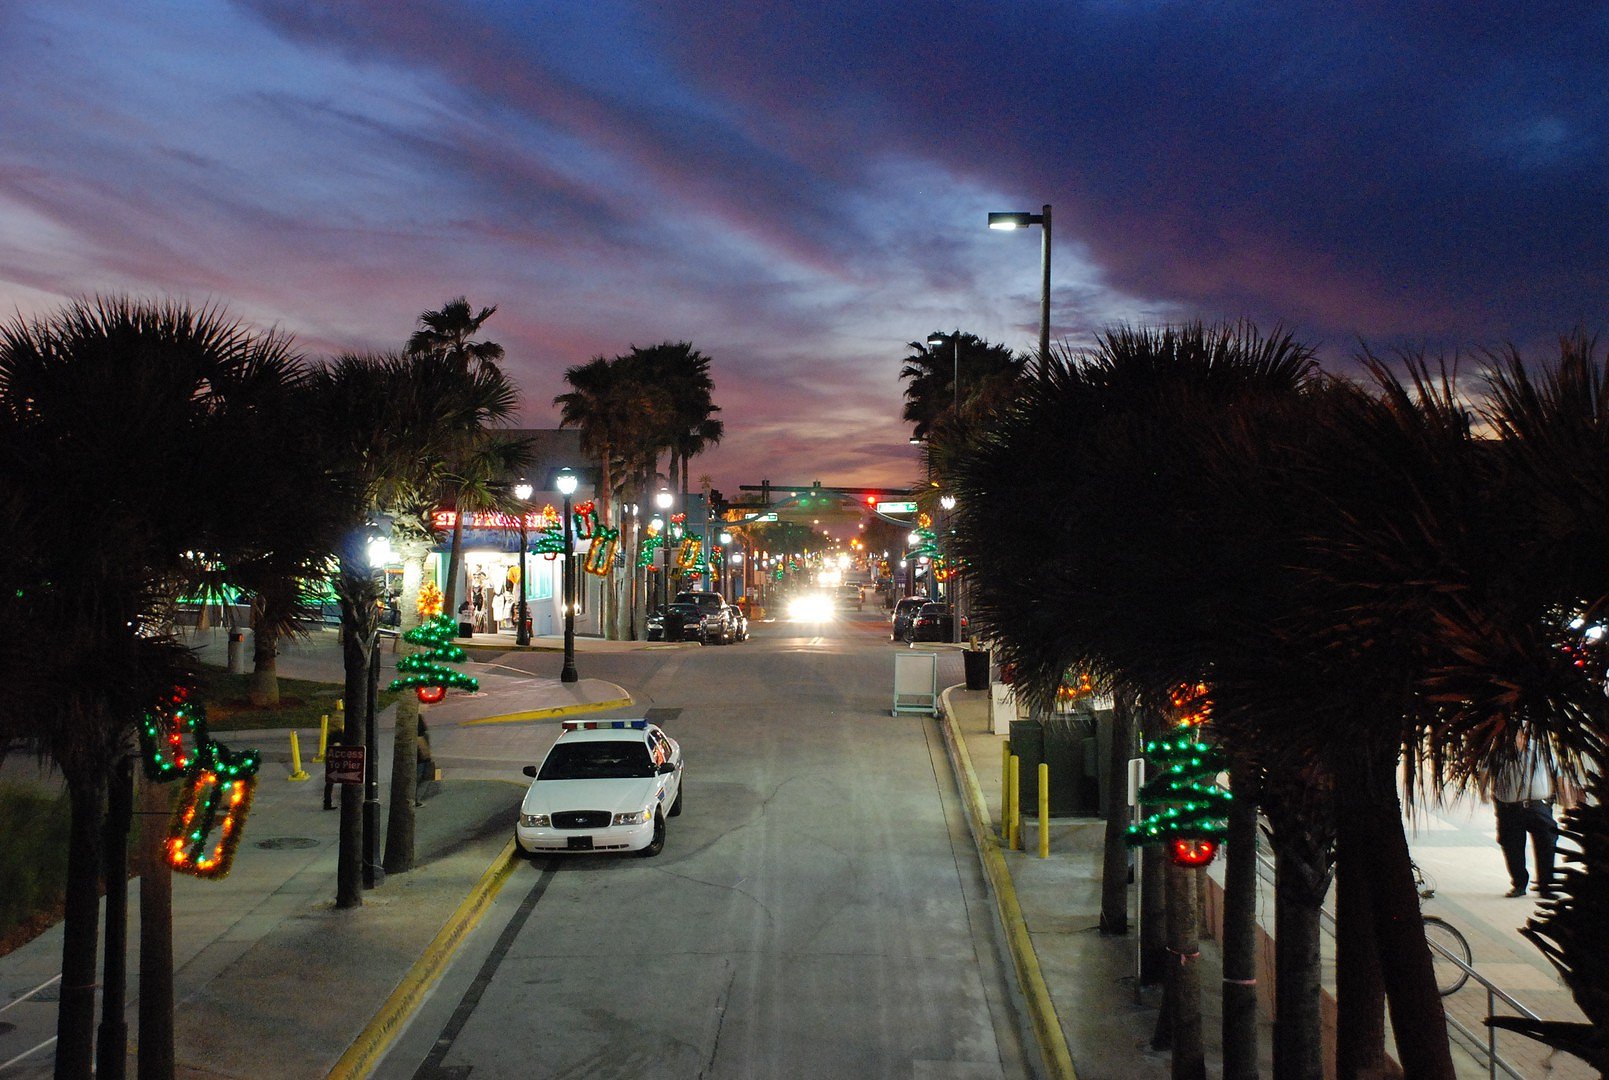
<box><xmin>907</xmin><ymin>602</ymin><xmax>966</xmax><ymax>643</ymax></box>
<box><xmin>673</xmin><ymin>591</ymin><xmax>741</xmax><ymax>644</ymax></box>
<box><xmin>646</xmin><ymin>602</ymin><xmax>710</xmax><ymax>643</ymax></box>
<box><xmin>890</xmin><ymin>596</ymin><xmax>928</xmax><ymax>640</ymax></box>
<box><xmin>515</xmin><ymin>719</ymin><xmax>682</xmax><ymax>857</ymax></box>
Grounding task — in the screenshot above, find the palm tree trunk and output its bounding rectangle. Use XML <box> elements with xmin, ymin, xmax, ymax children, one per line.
<box><xmin>1335</xmin><ymin>831</ymin><xmax>1399</xmax><ymax>1080</ymax></box>
<box><xmin>1271</xmin><ymin>830</ymin><xmax>1329</xmax><ymax>1080</ymax></box>
<box><xmin>444</xmin><ymin>498</ymin><xmax>466</xmax><ymax>617</ymax></box>
<box><xmin>1100</xmin><ymin>693</ymin><xmax>1135</xmax><ymax>934</ymax></box>
<box><xmin>335</xmin><ymin>539</ymin><xmax>375</xmax><ymax>909</ymax></box>
<box><xmin>1165</xmin><ymin>861</ymin><xmax>1207</xmax><ymax>1080</ymax></box>
<box><xmin>384</xmin><ymin>542</ymin><xmax>427</xmax><ymax>874</ymax></box>
<box><xmin>56</xmin><ymin>765</ymin><xmax>105</xmax><ymax>1080</ymax></box>
<box><xmin>1341</xmin><ymin>757</ymin><xmax>1453</xmax><ymax>1080</ymax></box>
<box><xmin>1140</xmin><ymin>701</ymin><xmax>1169</xmax><ymax>984</ymax></box>
<box><xmin>137</xmin><ymin>772</ymin><xmax>175</xmax><ymax>1080</ymax></box>
<box><xmin>1222</xmin><ymin>761</ymin><xmax>1261</xmax><ymax>1080</ymax></box>
<box><xmin>247</xmin><ymin>592</ymin><xmax>282</xmax><ymax>707</ymax></box>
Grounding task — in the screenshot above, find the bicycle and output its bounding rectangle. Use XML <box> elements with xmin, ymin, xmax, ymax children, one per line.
<box><xmin>1413</xmin><ymin>863</ymin><xmax>1474</xmax><ymax>997</ymax></box>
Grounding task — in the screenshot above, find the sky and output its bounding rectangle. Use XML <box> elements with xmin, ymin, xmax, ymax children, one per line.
<box><xmin>1</xmin><ymin>2</ymin><xmax>1605</xmax><ymax>492</ymax></box>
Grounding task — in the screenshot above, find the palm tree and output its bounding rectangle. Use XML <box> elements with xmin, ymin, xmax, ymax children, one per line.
<box><xmin>0</xmin><ymin>297</ymin><xmax>306</xmax><ymax>1077</ymax></box>
<box><xmin>405</xmin><ymin>296</ymin><xmax>505</xmax><ymax>372</ymax></box>
<box><xmin>900</xmin><ymin>331</ymin><xmax>1024</xmax><ymax>443</ymax></box>
<box><xmin>404</xmin><ymin>297</ymin><xmax>512</xmax><ymax>613</ymax></box>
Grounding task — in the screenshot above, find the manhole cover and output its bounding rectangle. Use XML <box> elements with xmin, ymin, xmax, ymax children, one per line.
<box><xmin>255</xmin><ymin>837</ymin><xmax>320</xmax><ymax>850</ymax></box>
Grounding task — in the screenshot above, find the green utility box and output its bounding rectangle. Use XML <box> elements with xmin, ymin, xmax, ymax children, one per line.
<box><xmin>1010</xmin><ymin>710</ymin><xmax>1105</xmax><ymax>817</ymax></box>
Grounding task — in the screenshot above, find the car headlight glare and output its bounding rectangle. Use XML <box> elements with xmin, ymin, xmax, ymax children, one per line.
<box><xmin>521</xmin><ymin>813</ymin><xmax>550</xmax><ymax>827</ymax></box>
<box><xmin>612</xmin><ymin>809</ymin><xmax>653</xmax><ymax>826</ymax></box>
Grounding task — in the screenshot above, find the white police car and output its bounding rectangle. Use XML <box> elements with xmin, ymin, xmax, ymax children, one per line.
<box><xmin>516</xmin><ymin>720</ymin><xmax>683</xmax><ymax>857</ymax></box>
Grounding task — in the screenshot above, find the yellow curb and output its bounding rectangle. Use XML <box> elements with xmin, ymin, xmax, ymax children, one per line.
<box><xmin>939</xmin><ymin>690</ymin><xmax>1078</xmax><ymax>1080</ymax></box>
<box><xmin>328</xmin><ymin>838</ymin><xmax>521</xmax><ymax>1080</ymax></box>
<box><xmin>459</xmin><ymin>695</ymin><xmax>634</xmax><ymax>726</ymax></box>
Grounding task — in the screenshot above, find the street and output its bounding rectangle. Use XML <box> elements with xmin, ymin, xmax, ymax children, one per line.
<box><xmin>375</xmin><ymin>605</ymin><xmax>1031</xmax><ymax>1079</ymax></box>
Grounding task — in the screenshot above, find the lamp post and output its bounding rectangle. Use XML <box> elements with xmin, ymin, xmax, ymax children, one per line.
<box><xmin>718</xmin><ymin>531</ymin><xmax>732</xmax><ymax>601</ymax></box>
<box><xmin>655</xmin><ymin>488</ymin><xmax>674</xmax><ymax>607</ymax></box>
<box><xmin>514</xmin><ymin>480</ymin><xmax>532</xmax><ymax>646</ymax></box>
<box><xmin>649</xmin><ymin>514</ymin><xmax>665</xmax><ymax>613</ymax></box>
<box><xmin>940</xmin><ymin>493</ymin><xmax>960</xmax><ymax>643</ymax></box>
<box><xmin>556</xmin><ymin>468</ymin><xmax>579</xmax><ymax>683</ymax></box>
<box><xmin>988</xmin><ymin>204</ymin><xmax>1052</xmax><ymax>373</ymax></box>
<box><xmin>927</xmin><ymin>332</ymin><xmax>961</xmax><ymax>418</ymax></box>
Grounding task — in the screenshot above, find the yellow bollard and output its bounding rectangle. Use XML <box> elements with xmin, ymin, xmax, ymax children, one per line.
<box><xmin>287</xmin><ymin>731</ymin><xmax>310</xmax><ymax>781</ymax></box>
<box><xmin>1038</xmin><ymin>762</ymin><xmax>1050</xmax><ymax>859</ymax></box>
<box><xmin>313</xmin><ymin>714</ymin><xmax>330</xmax><ymax>762</ymax></box>
<box><xmin>1001</xmin><ymin>741</ymin><xmax>1012</xmax><ymax>842</ymax></box>
<box><xmin>1008</xmin><ymin>754</ymin><xmax>1021</xmax><ymax>851</ymax></box>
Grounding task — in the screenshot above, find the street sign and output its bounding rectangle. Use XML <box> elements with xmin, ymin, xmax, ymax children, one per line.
<box><xmin>326</xmin><ymin>745</ymin><xmax>365</xmax><ymax>785</ymax></box>
<box><xmin>877</xmin><ymin>501</ymin><xmax>917</xmax><ymax>513</ymax></box>
<box><xmin>743</xmin><ymin>512</ymin><xmax>778</xmax><ymax>522</ymax></box>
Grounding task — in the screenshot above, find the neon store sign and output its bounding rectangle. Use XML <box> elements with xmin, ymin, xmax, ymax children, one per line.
<box><xmin>433</xmin><ymin>507</ymin><xmax>560</xmax><ymax>530</ymax></box>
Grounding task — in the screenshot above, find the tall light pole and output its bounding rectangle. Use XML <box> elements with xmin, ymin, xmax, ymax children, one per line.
<box><xmin>556</xmin><ymin>468</ymin><xmax>579</xmax><ymax>683</ymax></box>
<box><xmin>719</xmin><ymin>531</ymin><xmax>733</xmax><ymax>601</ymax></box>
<box><xmin>988</xmin><ymin>204</ymin><xmax>1051</xmax><ymax>374</ymax></box>
<box><xmin>940</xmin><ymin>493</ymin><xmax>961</xmax><ymax>643</ymax></box>
<box><xmin>514</xmin><ymin>480</ymin><xmax>533</xmax><ymax>646</ymax></box>
<box><xmin>655</xmin><ymin>487</ymin><xmax>674</xmax><ymax>607</ymax></box>
<box><xmin>927</xmin><ymin>331</ymin><xmax>961</xmax><ymax>418</ymax></box>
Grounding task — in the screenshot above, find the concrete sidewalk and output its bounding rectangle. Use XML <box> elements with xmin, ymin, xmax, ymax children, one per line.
<box><xmin>935</xmin><ymin>685</ymin><xmax>1590</xmax><ymax>1079</ymax></box>
<box><xmin>0</xmin><ymin>634</ymin><xmax>632</xmax><ymax>1079</ymax></box>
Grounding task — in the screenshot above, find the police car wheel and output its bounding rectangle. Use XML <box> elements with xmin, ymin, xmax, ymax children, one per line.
<box><xmin>638</xmin><ymin>813</ymin><xmax>666</xmax><ymax>857</ymax></box>
<box><xmin>669</xmin><ymin>783</ymin><xmax>683</xmax><ymax>817</ymax></box>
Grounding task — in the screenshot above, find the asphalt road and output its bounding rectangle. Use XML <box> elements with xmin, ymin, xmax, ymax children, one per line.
<box><xmin>374</xmin><ymin>605</ymin><xmax>1033</xmax><ymax>1079</ymax></box>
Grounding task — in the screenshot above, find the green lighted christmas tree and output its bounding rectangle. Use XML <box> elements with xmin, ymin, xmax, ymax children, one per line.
<box><xmin>388</xmin><ymin>613</ymin><xmax>480</xmax><ymax>703</ymax></box>
<box><xmin>1126</xmin><ymin>683</ymin><xmax>1232</xmax><ymax>866</ymax></box>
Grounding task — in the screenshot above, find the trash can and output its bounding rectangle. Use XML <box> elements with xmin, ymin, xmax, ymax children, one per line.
<box><xmin>458</xmin><ymin>621</ymin><xmax>474</xmax><ymax>638</ymax></box>
<box><xmin>963</xmin><ymin>649</ymin><xmax>990</xmax><ymax>691</ymax></box>
<box><xmin>227</xmin><ymin>630</ymin><xmax>249</xmax><ymax>675</ymax></box>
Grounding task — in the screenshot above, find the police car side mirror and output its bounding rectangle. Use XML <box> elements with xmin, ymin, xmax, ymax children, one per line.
<box><xmin>522</xmin><ymin>765</ymin><xmax>538</xmax><ymax>778</ymax></box>
<box><xmin>657</xmin><ymin>761</ymin><xmax>676</xmax><ymax>775</ymax></box>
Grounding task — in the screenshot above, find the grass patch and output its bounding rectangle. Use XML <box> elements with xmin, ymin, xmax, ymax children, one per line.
<box><xmin>192</xmin><ymin>664</ymin><xmax>401</xmax><ymax>732</ymax></box>
<box><xmin>0</xmin><ymin>782</ymin><xmax>70</xmax><ymax>956</ymax></box>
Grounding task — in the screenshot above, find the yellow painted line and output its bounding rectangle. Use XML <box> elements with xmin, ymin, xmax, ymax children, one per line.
<box><xmin>940</xmin><ymin>692</ymin><xmax>1078</xmax><ymax>1080</ymax></box>
<box><xmin>328</xmin><ymin>838</ymin><xmax>521</xmax><ymax>1080</ymax></box>
<box><xmin>460</xmin><ymin>695</ymin><xmax>634</xmax><ymax>726</ymax></box>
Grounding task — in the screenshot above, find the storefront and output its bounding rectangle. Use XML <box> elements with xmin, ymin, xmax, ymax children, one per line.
<box><xmin>430</xmin><ymin>506</ymin><xmax>596</xmax><ymax>638</ymax></box>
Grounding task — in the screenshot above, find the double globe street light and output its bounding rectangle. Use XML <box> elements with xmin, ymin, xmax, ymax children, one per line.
<box><xmin>514</xmin><ymin>480</ymin><xmax>533</xmax><ymax>647</ymax></box>
<box><xmin>556</xmin><ymin>467</ymin><xmax>579</xmax><ymax>683</ymax></box>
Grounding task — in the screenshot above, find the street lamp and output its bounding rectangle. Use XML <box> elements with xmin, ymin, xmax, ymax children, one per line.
<box><xmin>988</xmin><ymin>204</ymin><xmax>1052</xmax><ymax>373</ymax></box>
<box><xmin>939</xmin><ymin>493</ymin><xmax>960</xmax><ymax>643</ymax></box>
<box><xmin>655</xmin><ymin>488</ymin><xmax>674</xmax><ymax>608</ymax></box>
<box><xmin>556</xmin><ymin>468</ymin><xmax>579</xmax><ymax>683</ymax></box>
<box><xmin>514</xmin><ymin>480</ymin><xmax>532</xmax><ymax>647</ymax></box>
<box><xmin>719</xmin><ymin>531</ymin><xmax>733</xmax><ymax>601</ymax></box>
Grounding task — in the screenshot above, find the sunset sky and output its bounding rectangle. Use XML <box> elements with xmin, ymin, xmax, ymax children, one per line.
<box><xmin>2</xmin><ymin>2</ymin><xmax>1604</xmax><ymax>491</ymax></box>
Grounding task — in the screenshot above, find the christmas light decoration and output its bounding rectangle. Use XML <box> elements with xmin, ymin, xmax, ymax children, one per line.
<box><xmin>676</xmin><ymin>536</ymin><xmax>702</xmax><ymax>570</ymax></box>
<box><xmin>417</xmin><ymin>580</ymin><xmax>444</xmax><ymax>619</ymax></box>
<box><xmin>532</xmin><ymin>522</ymin><xmax>566</xmax><ymax>559</ymax></box>
<box><xmin>167</xmin><ymin>738</ymin><xmax>260</xmax><ymax>879</ymax></box>
<box><xmin>584</xmin><ymin>526</ymin><xmax>619</xmax><ymax>576</ymax></box>
<box><xmin>573</xmin><ymin>500</ymin><xmax>597</xmax><ymax>540</ymax></box>
<box><xmin>138</xmin><ymin>688</ymin><xmax>202</xmax><ymax>782</ymax></box>
<box><xmin>1127</xmin><ymin>684</ymin><xmax>1231</xmax><ymax>867</ymax></box>
<box><xmin>638</xmin><ymin>530</ymin><xmax>664</xmax><ymax>569</ymax></box>
<box><xmin>388</xmin><ymin>614</ymin><xmax>479</xmax><ymax>702</ymax></box>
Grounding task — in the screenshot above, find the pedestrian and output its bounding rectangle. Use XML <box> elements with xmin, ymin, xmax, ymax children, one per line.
<box><xmin>415</xmin><ymin>717</ymin><xmax>434</xmax><ymax>807</ymax></box>
<box><xmin>1491</xmin><ymin>729</ymin><xmax>1559</xmax><ymax>898</ymax></box>
<box><xmin>323</xmin><ymin>728</ymin><xmax>343</xmax><ymax>810</ymax></box>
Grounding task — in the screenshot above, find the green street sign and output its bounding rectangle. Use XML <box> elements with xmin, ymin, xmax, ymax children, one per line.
<box><xmin>876</xmin><ymin>501</ymin><xmax>916</xmax><ymax>513</ymax></box>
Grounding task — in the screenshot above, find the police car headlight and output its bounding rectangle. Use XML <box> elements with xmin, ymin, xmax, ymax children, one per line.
<box><xmin>612</xmin><ymin>809</ymin><xmax>652</xmax><ymax>826</ymax></box>
<box><xmin>521</xmin><ymin>813</ymin><xmax>550</xmax><ymax>827</ymax></box>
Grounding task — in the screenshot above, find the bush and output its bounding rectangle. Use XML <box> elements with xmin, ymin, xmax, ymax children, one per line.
<box><xmin>0</xmin><ymin>782</ymin><xmax>71</xmax><ymax>950</ymax></box>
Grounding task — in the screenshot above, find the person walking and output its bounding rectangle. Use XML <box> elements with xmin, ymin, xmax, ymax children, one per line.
<box><xmin>1492</xmin><ymin>729</ymin><xmax>1559</xmax><ymax>898</ymax></box>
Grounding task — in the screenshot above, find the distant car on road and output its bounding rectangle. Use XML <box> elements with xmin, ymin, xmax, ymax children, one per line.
<box><xmin>908</xmin><ymin>602</ymin><xmax>965</xmax><ymax>643</ymax></box>
<box><xmin>516</xmin><ymin>720</ymin><xmax>683</xmax><ymax>857</ymax></box>
<box><xmin>646</xmin><ymin>602</ymin><xmax>710</xmax><ymax>643</ymax></box>
<box><xmin>673</xmin><ymin>591</ymin><xmax>742</xmax><ymax>644</ymax></box>
<box><xmin>890</xmin><ymin>596</ymin><xmax>927</xmax><ymax>640</ymax></box>
<box><xmin>834</xmin><ymin>584</ymin><xmax>864</xmax><ymax>611</ymax></box>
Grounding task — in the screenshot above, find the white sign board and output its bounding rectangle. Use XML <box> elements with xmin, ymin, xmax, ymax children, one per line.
<box><xmin>989</xmin><ymin>681</ymin><xmax>1015</xmax><ymax>735</ymax></box>
<box><xmin>892</xmin><ymin>652</ymin><xmax>938</xmax><ymax>716</ymax></box>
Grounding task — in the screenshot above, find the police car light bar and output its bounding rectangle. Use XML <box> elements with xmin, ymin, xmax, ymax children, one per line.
<box><xmin>561</xmin><ymin>719</ymin><xmax>649</xmax><ymax>731</ymax></box>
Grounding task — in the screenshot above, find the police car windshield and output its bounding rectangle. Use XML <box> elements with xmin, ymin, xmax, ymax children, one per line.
<box><xmin>539</xmin><ymin>741</ymin><xmax>655</xmax><ymax>780</ymax></box>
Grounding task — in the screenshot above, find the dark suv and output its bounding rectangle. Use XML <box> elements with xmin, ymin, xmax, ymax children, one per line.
<box><xmin>673</xmin><ymin>591</ymin><xmax>741</xmax><ymax>645</ymax></box>
<box><xmin>890</xmin><ymin>596</ymin><xmax>928</xmax><ymax>641</ymax></box>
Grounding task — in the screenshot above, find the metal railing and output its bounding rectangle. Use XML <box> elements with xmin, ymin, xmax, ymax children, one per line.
<box><xmin>1252</xmin><ymin>850</ymin><xmax>1546</xmax><ymax>1080</ymax></box>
